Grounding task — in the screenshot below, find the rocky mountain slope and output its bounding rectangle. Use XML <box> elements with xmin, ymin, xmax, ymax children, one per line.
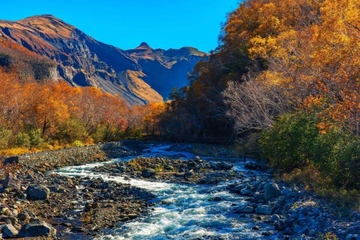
<box><xmin>0</xmin><ymin>15</ymin><xmax>206</xmax><ymax>104</ymax></box>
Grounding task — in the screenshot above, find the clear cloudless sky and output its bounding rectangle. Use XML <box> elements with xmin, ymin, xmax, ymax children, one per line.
<box><xmin>1</xmin><ymin>0</ymin><xmax>241</xmax><ymax>53</ymax></box>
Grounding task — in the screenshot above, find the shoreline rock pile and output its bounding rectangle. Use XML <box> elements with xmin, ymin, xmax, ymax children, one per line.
<box><xmin>0</xmin><ymin>142</ymin><xmax>154</xmax><ymax>239</ymax></box>
<box><xmin>94</xmin><ymin>154</ymin><xmax>360</xmax><ymax>240</ymax></box>
<box><xmin>93</xmin><ymin>156</ymin><xmax>236</xmax><ymax>184</ymax></box>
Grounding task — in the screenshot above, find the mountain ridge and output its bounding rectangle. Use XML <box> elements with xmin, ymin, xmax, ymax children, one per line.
<box><xmin>0</xmin><ymin>14</ymin><xmax>206</xmax><ymax>104</ymax></box>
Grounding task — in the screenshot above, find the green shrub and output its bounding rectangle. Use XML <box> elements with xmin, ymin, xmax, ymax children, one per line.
<box><xmin>28</xmin><ymin>129</ymin><xmax>44</xmax><ymax>147</ymax></box>
<box><xmin>91</xmin><ymin>125</ymin><xmax>107</xmax><ymax>143</ymax></box>
<box><xmin>260</xmin><ymin>111</ymin><xmax>319</xmax><ymax>172</ymax></box>
<box><xmin>30</xmin><ymin>59</ymin><xmax>55</xmax><ymax>81</ymax></box>
<box><xmin>0</xmin><ymin>53</ymin><xmax>11</xmax><ymax>68</ymax></box>
<box><xmin>56</xmin><ymin>118</ymin><xmax>88</xmax><ymax>144</ymax></box>
<box><xmin>14</xmin><ymin>132</ymin><xmax>31</xmax><ymax>148</ymax></box>
<box><xmin>260</xmin><ymin>110</ymin><xmax>360</xmax><ymax>191</ymax></box>
<box><xmin>0</xmin><ymin>127</ymin><xmax>11</xmax><ymax>149</ymax></box>
<box><xmin>316</xmin><ymin>129</ymin><xmax>360</xmax><ymax>190</ymax></box>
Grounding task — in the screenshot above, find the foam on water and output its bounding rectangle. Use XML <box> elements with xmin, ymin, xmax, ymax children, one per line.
<box><xmin>54</xmin><ymin>144</ymin><xmax>277</xmax><ymax>239</ymax></box>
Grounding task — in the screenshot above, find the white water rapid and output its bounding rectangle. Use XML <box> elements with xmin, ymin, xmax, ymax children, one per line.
<box><xmin>54</xmin><ymin>144</ymin><xmax>278</xmax><ymax>240</ymax></box>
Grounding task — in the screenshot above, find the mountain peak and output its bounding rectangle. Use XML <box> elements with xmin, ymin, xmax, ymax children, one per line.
<box><xmin>17</xmin><ymin>14</ymin><xmax>75</xmax><ymax>38</ymax></box>
<box><xmin>136</xmin><ymin>42</ymin><xmax>152</xmax><ymax>49</ymax></box>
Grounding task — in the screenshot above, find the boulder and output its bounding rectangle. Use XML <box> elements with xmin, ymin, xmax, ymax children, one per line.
<box><xmin>3</xmin><ymin>173</ymin><xmax>21</xmax><ymax>190</ymax></box>
<box><xmin>264</xmin><ymin>182</ymin><xmax>281</xmax><ymax>202</ymax></box>
<box><xmin>240</xmin><ymin>186</ymin><xmax>253</xmax><ymax>196</ymax></box>
<box><xmin>233</xmin><ymin>205</ymin><xmax>254</xmax><ymax>213</ymax></box>
<box><xmin>3</xmin><ymin>156</ymin><xmax>19</xmax><ymax>165</ymax></box>
<box><xmin>211</xmin><ymin>161</ymin><xmax>233</xmax><ymax>170</ymax></box>
<box><xmin>255</xmin><ymin>205</ymin><xmax>273</xmax><ymax>215</ymax></box>
<box><xmin>142</xmin><ymin>168</ymin><xmax>156</xmax><ymax>178</ymax></box>
<box><xmin>18</xmin><ymin>219</ymin><xmax>56</xmax><ymax>238</ymax></box>
<box><xmin>3</xmin><ymin>223</ymin><xmax>19</xmax><ymax>238</ymax></box>
<box><xmin>25</xmin><ymin>185</ymin><xmax>50</xmax><ymax>200</ymax></box>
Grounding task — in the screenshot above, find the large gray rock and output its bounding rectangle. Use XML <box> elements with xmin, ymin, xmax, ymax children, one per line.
<box><xmin>3</xmin><ymin>223</ymin><xmax>19</xmax><ymax>238</ymax></box>
<box><xmin>3</xmin><ymin>173</ymin><xmax>21</xmax><ymax>190</ymax></box>
<box><xmin>233</xmin><ymin>205</ymin><xmax>254</xmax><ymax>213</ymax></box>
<box><xmin>264</xmin><ymin>182</ymin><xmax>281</xmax><ymax>202</ymax></box>
<box><xmin>142</xmin><ymin>168</ymin><xmax>156</xmax><ymax>178</ymax></box>
<box><xmin>18</xmin><ymin>219</ymin><xmax>56</xmax><ymax>238</ymax></box>
<box><xmin>211</xmin><ymin>161</ymin><xmax>233</xmax><ymax>170</ymax></box>
<box><xmin>255</xmin><ymin>205</ymin><xmax>273</xmax><ymax>215</ymax></box>
<box><xmin>25</xmin><ymin>185</ymin><xmax>50</xmax><ymax>200</ymax></box>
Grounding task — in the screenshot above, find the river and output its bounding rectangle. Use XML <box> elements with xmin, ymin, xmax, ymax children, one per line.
<box><xmin>54</xmin><ymin>144</ymin><xmax>279</xmax><ymax>240</ymax></box>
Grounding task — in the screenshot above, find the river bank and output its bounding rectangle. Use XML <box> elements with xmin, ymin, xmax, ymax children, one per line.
<box><xmin>92</xmin><ymin>150</ymin><xmax>360</xmax><ymax>240</ymax></box>
<box><xmin>0</xmin><ymin>141</ymin><xmax>152</xmax><ymax>239</ymax></box>
<box><xmin>0</xmin><ymin>141</ymin><xmax>359</xmax><ymax>239</ymax></box>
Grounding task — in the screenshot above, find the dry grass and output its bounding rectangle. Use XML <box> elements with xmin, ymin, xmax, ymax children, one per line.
<box><xmin>280</xmin><ymin>164</ymin><xmax>360</xmax><ymax>209</ymax></box>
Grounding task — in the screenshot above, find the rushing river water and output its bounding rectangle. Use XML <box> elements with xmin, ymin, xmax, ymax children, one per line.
<box><xmin>54</xmin><ymin>144</ymin><xmax>278</xmax><ymax>240</ymax></box>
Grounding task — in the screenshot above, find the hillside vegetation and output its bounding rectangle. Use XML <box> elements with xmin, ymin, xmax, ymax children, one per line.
<box><xmin>0</xmin><ymin>38</ymin><xmax>165</xmax><ymax>154</ymax></box>
<box><xmin>157</xmin><ymin>0</ymin><xmax>360</xmax><ymax>203</ymax></box>
<box><xmin>0</xmin><ymin>15</ymin><xmax>206</xmax><ymax>105</ymax></box>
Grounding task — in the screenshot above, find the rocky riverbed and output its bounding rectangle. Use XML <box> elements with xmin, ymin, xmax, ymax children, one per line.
<box><xmin>92</xmin><ymin>146</ymin><xmax>360</xmax><ymax>239</ymax></box>
<box><xmin>0</xmin><ymin>142</ymin><xmax>154</xmax><ymax>239</ymax></box>
<box><xmin>0</xmin><ymin>142</ymin><xmax>359</xmax><ymax>239</ymax></box>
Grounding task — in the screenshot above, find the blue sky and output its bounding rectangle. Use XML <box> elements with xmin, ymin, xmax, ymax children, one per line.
<box><xmin>2</xmin><ymin>0</ymin><xmax>241</xmax><ymax>52</ymax></box>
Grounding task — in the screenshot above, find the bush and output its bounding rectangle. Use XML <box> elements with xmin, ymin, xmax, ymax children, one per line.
<box><xmin>260</xmin><ymin>110</ymin><xmax>360</xmax><ymax>190</ymax></box>
<box><xmin>260</xmin><ymin>111</ymin><xmax>319</xmax><ymax>172</ymax></box>
<box><xmin>55</xmin><ymin>118</ymin><xmax>88</xmax><ymax>144</ymax></box>
<box><xmin>28</xmin><ymin>129</ymin><xmax>44</xmax><ymax>147</ymax></box>
<box><xmin>14</xmin><ymin>132</ymin><xmax>31</xmax><ymax>148</ymax></box>
<box><xmin>30</xmin><ymin>59</ymin><xmax>55</xmax><ymax>81</ymax></box>
<box><xmin>0</xmin><ymin>127</ymin><xmax>11</xmax><ymax>149</ymax></box>
<box><xmin>0</xmin><ymin>53</ymin><xmax>11</xmax><ymax>68</ymax></box>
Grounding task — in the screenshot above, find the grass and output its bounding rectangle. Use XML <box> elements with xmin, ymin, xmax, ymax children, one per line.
<box><xmin>280</xmin><ymin>164</ymin><xmax>360</xmax><ymax>210</ymax></box>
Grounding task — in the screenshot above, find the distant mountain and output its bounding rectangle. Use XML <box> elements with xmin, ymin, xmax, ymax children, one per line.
<box><xmin>0</xmin><ymin>14</ymin><xmax>206</xmax><ymax>104</ymax></box>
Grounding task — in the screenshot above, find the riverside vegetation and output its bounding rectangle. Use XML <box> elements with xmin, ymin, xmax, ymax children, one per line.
<box><xmin>1</xmin><ymin>0</ymin><xmax>360</xmax><ymax>238</ymax></box>
<box><xmin>155</xmin><ymin>0</ymin><xmax>360</xmax><ymax>207</ymax></box>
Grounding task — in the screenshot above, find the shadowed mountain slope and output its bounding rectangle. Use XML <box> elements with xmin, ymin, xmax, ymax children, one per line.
<box><xmin>0</xmin><ymin>15</ymin><xmax>206</xmax><ymax>104</ymax></box>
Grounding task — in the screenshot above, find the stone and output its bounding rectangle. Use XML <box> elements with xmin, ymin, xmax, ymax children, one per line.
<box><xmin>240</xmin><ymin>186</ymin><xmax>253</xmax><ymax>196</ymax></box>
<box><xmin>3</xmin><ymin>216</ymin><xmax>17</xmax><ymax>225</ymax></box>
<box><xmin>3</xmin><ymin>223</ymin><xmax>19</xmax><ymax>237</ymax></box>
<box><xmin>244</xmin><ymin>161</ymin><xmax>261</xmax><ymax>170</ymax></box>
<box><xmin>17</xmin><ymin>211</ymin><xmax>30</xmax><ymax>222</ymax></box>
<box><xmin>244</xmin><ymin>160</ymin><xmax>267</xmax><ymax>170</ymax></box>
<box><xmin>141</xmin><ymin>168</ymin><xmax>156</xmax><ymax>178</ymax></box>
<box><xmin>183</xmin><ymin>171</ymin><xmax>194</xmax><ymax>178</ymax></box>
<box><xmin>271</xmin><ymin>214</ymin><xmax>281</xmax><ymax>222</ymax></box>
<box><xmin>255</xmin><ymin>205</ymin><xmax>273</xmax><ymax>215</ymax></box>
<box><xmin>1</xmin><ymin>207</ymin><xmax>12</xmax><ymax>216</ymax></box>
<box><xmin>264</xmin><ymin>182</ymin><xmax>281</xmax><ymax>202</ymax></box>
<box><xmin>346</xmin><ymin>234</ymin><xmax>360</xmax><ymax>240</ymax></box>
<box><xmin>3</xmin><ymin>173</ymin><xmax>21</xmax><ymax>191</ymax></box>
<box><xmin>25</xmin><ymin>185</ymin><xmax>50</xmax><ymax>200</ymax></box>
<box><xmin>283</xmin><ymin>227</ymin><xmax>294</xmax><ymax>235</ymax></box>
<box><xmin>281</xmin><ymin>188</ymin><xmax>292</xmax><ymax>196</ymax></box>
<box><xmin>233</xmin><ymin>205</ymin><xmax>254</xmax><ymax>213</ymax></box>
<box><xmin>211</xmin><ymin>161</ymin><xmax>233</xmax><ymax>170</ymax></box>
<box><xmin>18</xmin><ymin>219</ymin><xmax>56</xmax><ymax>238</ymax></box>
<box><xmin>274</xmin><ymin>221</ymin><xmax>286</xmax><ymax>231</ymax></box>
<box><xmin>3</xmin><ymin>156</ymin><xmax>19</xmax><ymax>165</ymax></box>
<box><xmin>219</xmin><ymin>162</ymin><xmax>233</xmax><ymax>170</ymax></box>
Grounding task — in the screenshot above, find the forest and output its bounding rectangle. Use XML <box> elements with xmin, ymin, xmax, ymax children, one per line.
<box><xmin>156</xmin><ymin>0</ymin><xmax>360</xmax><ymax>202</ymax></box>
<box><xmin>1</xmin><ymin>0</ymin><xmax>360</xmax><ymax>202</ymax></box>
<box><xmin>0</xmin><ymin>39</ymin><xmax>163</xmax><ymax>154</ymax></box>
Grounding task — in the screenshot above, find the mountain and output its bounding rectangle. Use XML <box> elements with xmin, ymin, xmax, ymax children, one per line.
<box><xmin>0</xmin><ymin>15</ymin><xmax>206</xmax><ymax>104</ymax></box>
